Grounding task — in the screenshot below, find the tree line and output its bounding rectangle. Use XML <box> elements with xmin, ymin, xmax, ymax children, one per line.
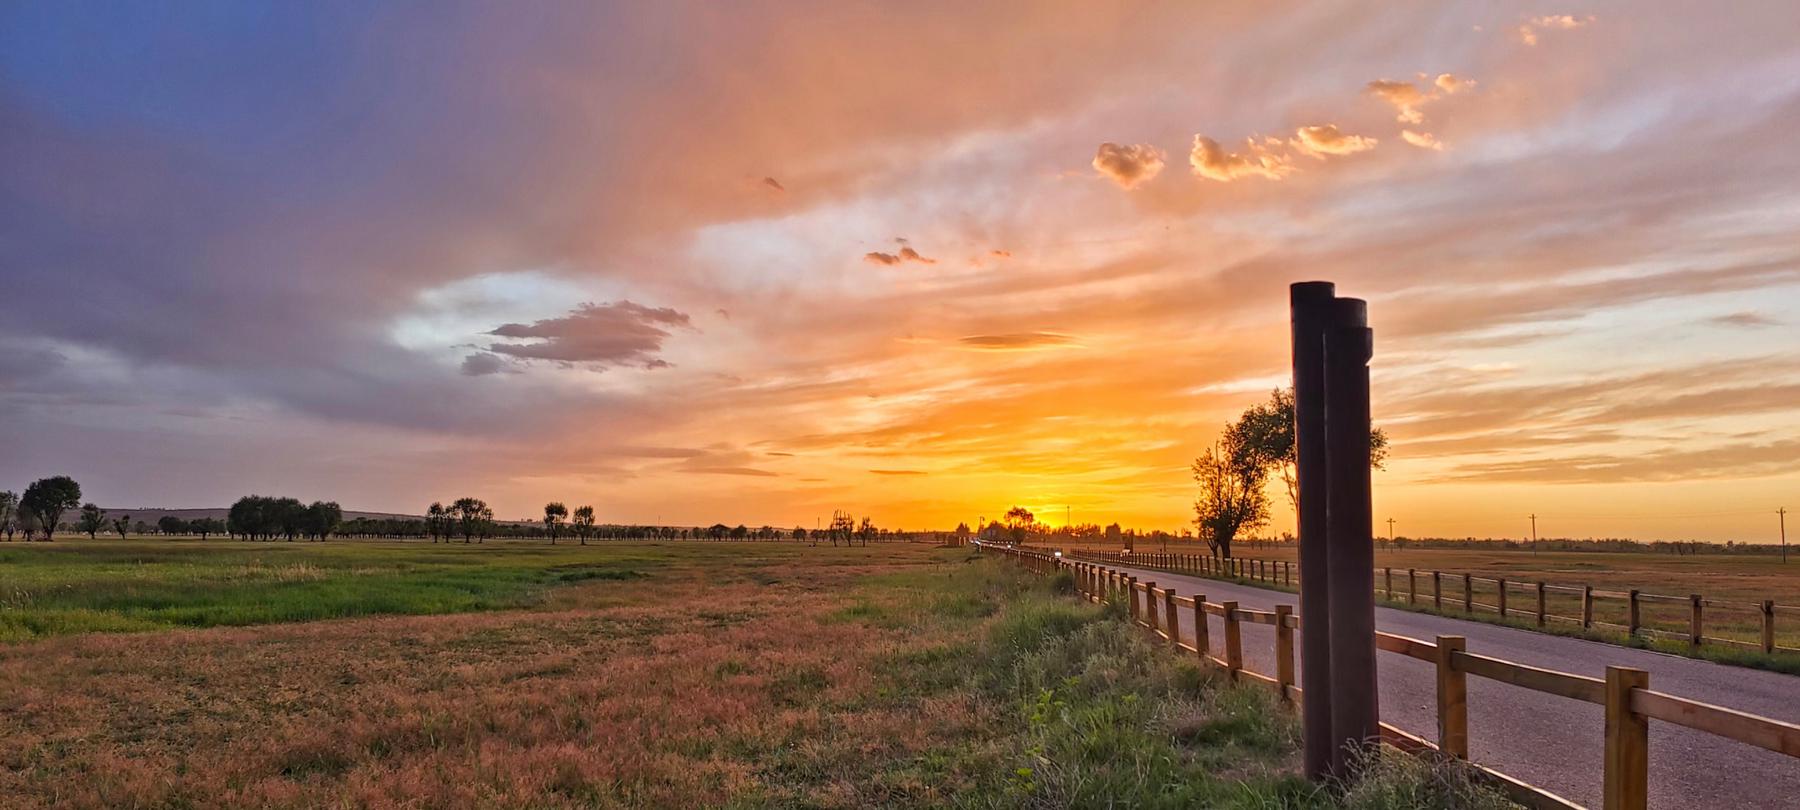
<box><xmin>0</xmin><ymin>477</ymin><xmax>919</xmax><ymax>545</ymax></box>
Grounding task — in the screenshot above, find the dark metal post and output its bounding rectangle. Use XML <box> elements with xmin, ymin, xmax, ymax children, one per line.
<box><xmin>1325</xmin><ymin>297</ymin><xmax>1378</xmax><ymax>777</ymax></box>
<box><xmin>1290</xmin><ymin>281</ymin><xmax>1336</xmax><ymax>780</ymax></box>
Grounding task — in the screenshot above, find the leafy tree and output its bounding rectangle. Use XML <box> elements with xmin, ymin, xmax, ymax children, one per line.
<box><xmin>0</xmin><ymin>490</ymin><xmax>16</xmax><ymax>541</ymax></box>
<box><xmin>228</xmin><ymin>496</ymin><xmax>263</xmax><ymax>539</ymax></box>
<box><xmin>20</xmin><ymin>476</ymin><xmax>81</xmax><ymax>541</ymax></box>
<box><xmin>1192</xmin><ymin>426</ymin><xmax>1269</xmax><ymax>559</ymax></box>
<box><xmin>1232</xmin><ymin>388</ymin><xmax>1388</xmax><ymax>511</ymax></box>
<box><xmin>543</xmin><ymin>502</ymin><xmax>568</xmax><ymax>544</ymax></box>
<box><xmin>113</xmin><ymin>514</ymin><xmax>131</xmax><ymax>540</ymax></box>
<box><xmin>792</xmin><ymin>526</ymin><xmax>806</xmax><ymax>541</ymax></box>
<box><xmin>730</xmin><ymin>524</ymin><xmax>748</xmax><ymax>540</ymax></box>
<box><xmin>1002</xmin><ymin>506</ymin><xmax>1034</xmax><ymax>544</ymax></box>
<box><xmin>426</xmin><ymin>502</ymin><xmax>447</xmax><ymax>543</ymax></box>
<box><xmin>451</xmin><ymin>497</ymin><xmax>492</xmax><ymax>543</ymax></box>
<box><xmin>78</xmin><ymin>503</ymin><xmax>107</xmax><ymax>539</ymax></box>
<box><xmin>158</xmin><ymin>516</ymin><xmax>188</xmax><ymax>536</ymax></box>
<box><xmin>304</xmin><ymin>501</ymin><xmax>342</xmax><ymax>541</ymax></box>
<box><xmin>571</xmin><ymin>505</ymin><xmax>595</xmax><ymax>545</ymax></box>
<box><xmin>192</xmin><ymin>517</ymin><xmax>220</xmax><ymax>540</ymax></box>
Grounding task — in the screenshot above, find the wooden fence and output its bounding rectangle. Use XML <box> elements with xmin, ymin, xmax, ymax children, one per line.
<box><xmin>984</xmin><ymin>544</ymin><xmax>1800</xmax><ymax>810</ymax></box>
<box><xmin>1054</xmin><ymin>548</ymin><xmax>1798</xmax><ymax>656</ymax></box>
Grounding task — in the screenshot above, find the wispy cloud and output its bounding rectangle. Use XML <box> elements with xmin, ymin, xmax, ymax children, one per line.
<box><xmin>957</xmin><ymin>332</ymin><xmax>1079</xmax><ymax>350</ymax></box>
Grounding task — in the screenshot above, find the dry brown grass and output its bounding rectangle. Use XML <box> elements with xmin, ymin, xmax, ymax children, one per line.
<box><xmin>0</xmin><ymin>544</ymin><xmax>1011</xmax><ymax>809</ymax></box>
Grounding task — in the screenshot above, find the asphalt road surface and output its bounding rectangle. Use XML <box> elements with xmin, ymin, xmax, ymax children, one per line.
<box><xmin>1096</xmin><ymin>560</ymin><xmax>1800</xmax><ymax>809</ymax></box>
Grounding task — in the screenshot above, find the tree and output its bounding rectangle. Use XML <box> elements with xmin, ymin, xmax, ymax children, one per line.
<box><xmin>828</xmin><ymin>511</ymin><xmax>855</xmax><ymax>547</ymax></box>
<box><xmin>0</xmin><ymin>490</ymin><xmax>16</xmax><ymax>541</ymax></box>
<box><xmin>158</xmin><ymin>516</ymin><xmax>188</xmax><ymax>536</ymax></box>
<box><xmin>304</xmin><ymin>501</ymin><xmax>342</xmax><ymax>541</ymax></box>
<box><xmin>571</xmin><ymin>505</ymin><xmax>595</xmax><ymax>545</ymax></box>
<box><xmin>1233</xmin><ymin>388</ymin><xmax>1388</xmax><ymax>512</ymax></box>
<box><xmin>426</xmin><ymin>502</ymin><xmax>448</xmax><ymax>543</ymax></box>
<box><xmin>78</xmin><ymin>503</ymin><xmax>107</xmax><ymax>539</ymax></box>
<box><xmin>792</xmin><ymin>526</ymin><xmax>807</xmax><ymax>541</ymax></box>
<box><xmin>451</xmin><ymin>497</ymin><xmax>491</xmax><ymax>543</ymax></box>
<box><xmin>20</xmin><ymin>476</ymin><xmax>81</xmax><ymax>541</ymax></box>
<box><xmin>1192</xmin><ymin>427</ymin><xmax>1269</xmax><ymax>559</ymax></box>
<box><xmin>192</xmin><ymin>517</ymin><xmax>219</xmax><ymax>540</ymax></box>
<box><xmin>113</xmin><ymin>514</ymin><xmax>131</xmax><ymax>540</ymax></box>
<box><xmin>543</xmin><ymin>502</ymin><xmax>568</xmax><ymax>544</ymax></box>
<box><xmin>228</xmin><ymin>496</ymin><xmax>266</xmax><ymax>540</ymax></box>
<box><xmin>1002</xmin><ymin>506</ymin><xmax>1034</xmax><ymax>544</ymax></box>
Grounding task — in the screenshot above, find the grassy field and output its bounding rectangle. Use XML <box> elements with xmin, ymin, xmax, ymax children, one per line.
<box><xmin>1046</xmin><ymin>540</ymin><xmax>1800</xmax><ymax>669</ymax></box>
<box><xmin>0</xmin><ymin>539</ymin><xmax>1505</xmax><ymax>809</ymax></box>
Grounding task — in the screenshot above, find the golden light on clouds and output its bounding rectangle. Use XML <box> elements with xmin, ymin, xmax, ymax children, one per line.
<box><xmin>7</xmin><ymin>4</ymin><xmax>1800</xmax><ymax>544</ymax></box>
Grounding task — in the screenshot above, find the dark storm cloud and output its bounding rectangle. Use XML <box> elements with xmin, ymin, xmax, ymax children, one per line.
<box><xmin>485</xmin><ymin>301</ymin><xmax>692</xmax><ymax>369</ymax></box>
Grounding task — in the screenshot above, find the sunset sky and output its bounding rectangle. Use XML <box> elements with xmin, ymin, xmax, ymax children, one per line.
<box><xmin>5</xmin><ymin>3</ymin><xmax>1799</xmax><ymax>541</ymax></box>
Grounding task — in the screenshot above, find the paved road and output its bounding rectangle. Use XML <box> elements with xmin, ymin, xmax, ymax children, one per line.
<box><xmin>1096</xmin><ymin>560</ymin><xmax>1800</xmax><ymax>809</ymax></box>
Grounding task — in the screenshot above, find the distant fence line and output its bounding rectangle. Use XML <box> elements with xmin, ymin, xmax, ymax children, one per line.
<box><xmin>983</xmin><ymin>543</ymin><xmax>1800</xmax><ymax>810</ymax></box>
<box><xmin>1031</xmin><ymin>548</ymin><xmax>1798</xmax><ymax>656</ymax></box>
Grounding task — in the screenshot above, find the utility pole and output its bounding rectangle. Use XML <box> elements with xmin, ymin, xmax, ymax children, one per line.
<box><xmin>1529</xmin><ymin>513</ymin><xmax>1538</xmax><ymax>554</ymax></box>
<box><xmin>1386</xmin><ymin>517</ymin><xmax>1396</xmax><ymax>543</ymax></box>
<box><xmin>1780</xmin><ymin>508</ymin><xmax>1788</xmax><ymax>563</ymax></box>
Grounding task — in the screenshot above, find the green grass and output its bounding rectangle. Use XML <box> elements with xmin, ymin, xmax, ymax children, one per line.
<box><xmin>0</xmin><ymin>539</ymin><xmax>677</xmax><ymax>641</ymax></box>
<box><xmin>839</xmin><ymin>551</ymin><xmax>1517</xmax><ymax>808</ymax></box>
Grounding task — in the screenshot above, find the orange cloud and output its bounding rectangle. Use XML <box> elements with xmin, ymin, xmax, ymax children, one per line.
<box><xmin>1291</xmin><ymin>125</ymin><xmax>1378</xmax><ymax>158</ymax></box>
<box><xmin>864</xmin><ymin>245</ymin><xmax>937</xmax><ymax>265</ymax></box>
<box><xmin>1092</xmin><ymin>142</ymin><xmax>1166</xmax><ymax>189</ymax></box>
<box><xmin>1367</xmin><ymin>79</ymin><xmax>1430</xmax><ymax>124</ymax></box>
<box><xmin>1434</xmin><ymin>73</ymin><xmax>1475</xmax><ymax>94</ymax></box>
<box><xmin>1519</xmin><ymin>14</ymin><xmax>1595</xmax><ymax>45</ymax></box>
<box><xmin>1401</xmin><ymin>129</ymin><xmax>1444</xmax><ymax>150</ymax></box>
<box><xmin>1189</xmin><ymin>135</ymin><xmax>1293</xmax><ymax>182</ymax></box>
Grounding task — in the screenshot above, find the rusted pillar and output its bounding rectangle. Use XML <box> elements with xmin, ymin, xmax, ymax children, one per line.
<box><xmin>1290</xmin><ymin>281</ymin><xmax>1336</xmax><ymax>780</ymax></box>
<box><xmin>1325</xmin><ymin>297</ymin><xmax>1378</xmax><ymax>777</ymax></box>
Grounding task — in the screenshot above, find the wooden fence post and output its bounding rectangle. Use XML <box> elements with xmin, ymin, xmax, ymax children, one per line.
<box><xmin>1583</xmin><ymin>585</ymin><xmax>1594</xmax><ymax>628</ymax></box>
<box><xmin>1222</xmin><ymin>600</ymin><xmax>1243</xmax><ymax>680</ymax></box>
<box><xmin>1408</xmin><ymin>569</ymin><xmax>1417</xmax><ymax>605</ymax></box>
<box><xmin>1497</xmin><ymin>578</ymin><xmax>1508</xmax><ymax>619</ymax></box>
<box><xmin>1385</xmin><ymin>567</ymin><xmax>1393</xmax><ymax>599</ymax></box>
<box><xmin>1276</xmin><ymin>605</ymin><xmax>1295</xmax><ymax>702</ymax></box>
<box><xmin>1144</xmin><ymin>582</ymin><xmax>1159</xmax><ymax>634</ymax></box>
<box><xmin>1165</xmin><ymin>588</ymin><xmax>1180</xmax><ymax>648</ymax></box>
<box><xmin>1435</xmin><ymin>635</ymin><xmax>1468</xmax><ymax>759</ymax></box>
<box><xmin>1628</xmin><ymin>590</ymin><xmax>1640</xmax><ymax>637</ymax></box>
<box><xmin>1537</xmin><ymin>582</ymin><xmax>1548</xmax><ymax>628</ymax></box>
<box><xmin>1194</xmin><ymin>595</ymin><xmax>1210</xmax><ymax>660</ymax></box>
<box><xmin>1764</xmin><ymin>600</ymin><xmax>1777</xmax><ymax>654</ymax></box>
<box><xmin>1285</xmin><ymin>561</ymin><xmax>1293</xmax><ymax>586</ymax></box>
<box><xmin>1689</xmin><ymin>594</ymin><xmax>1703</xmax><ymax>649</ymax></box>
<box><xmin>1128</xmin><ymin>577</ymin><xmax>1139</xmax><ymax>623</ymax></box>
<box><xmin>1464</xmin><ymin>573</ymin><xmax>1473</xmax><ymax>613</ymax></box>
<box><xmin>1603</xmin><ymin>666</ymin><xmax>1650</xmax><ymax>810</ymax></box>
<box><xmin>1433</xmin><ymin>571</ymin><xmax>1443</xmax><ymax>610</ymax></box>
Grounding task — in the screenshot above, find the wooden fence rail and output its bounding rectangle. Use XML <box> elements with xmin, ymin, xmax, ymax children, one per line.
<box><xmin>1050</xmin><ymin>547</ymin><xmax>1798</xmax><ymax>656</ymax></box>
<box><xmin>984</xmin><ymin>543</ymin><xmax>1800</xmax><ymax>810</ymax></box>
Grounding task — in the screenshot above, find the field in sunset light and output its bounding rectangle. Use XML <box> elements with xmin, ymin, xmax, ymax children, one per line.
<box><xmin>5</xmin><ymin>540</ymin><xmax>1454</xmax><ymax>809</ymax></box>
